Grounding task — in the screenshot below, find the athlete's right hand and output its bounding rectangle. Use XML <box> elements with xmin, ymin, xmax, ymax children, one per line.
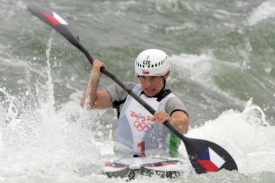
<box><xmin>91</xmin><ymin>59</ymin><xmax>107</xmax><ymax>78</ymax></box>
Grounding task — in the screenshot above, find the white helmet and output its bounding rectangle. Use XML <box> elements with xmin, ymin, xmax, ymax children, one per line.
<box><xmin>135</xmin><ymin>49</ymin><xmax>170</xmax><ymax>76</ymax></box>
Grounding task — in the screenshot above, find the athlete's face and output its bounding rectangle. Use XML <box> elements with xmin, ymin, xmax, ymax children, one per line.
<box><xmin>139</xmin><ymin>72</ymin><xmax>169</xmax><ymax>97</ymax></box>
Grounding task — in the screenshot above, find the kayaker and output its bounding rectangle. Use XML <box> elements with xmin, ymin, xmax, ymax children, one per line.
<box><xmin>80</xmin><ymin>49</ymin><xmax>189</xmax><ymax>157</ymax></box>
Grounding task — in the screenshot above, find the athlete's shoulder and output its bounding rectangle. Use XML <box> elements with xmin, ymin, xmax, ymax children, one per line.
<box><xmin>107</xmin><ymin>82</ymin><xmax>137</xmax><ymax>91</ymax></box>
<box><xmin>124</xmin><ymin>82</ymin><xmax>138</xmax><ymax>90</ymax></box>
<box><xmin>165</xmin><ymin>96</ymin><xmax>188</xmax><ymax>115</ymax></box>
<box><xmin>166</xmin><ymin>96</ymin><xmax>184</xmax><ymax>105</ymax></box>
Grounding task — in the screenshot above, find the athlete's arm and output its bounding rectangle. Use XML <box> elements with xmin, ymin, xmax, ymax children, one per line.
<box><xmin>83</xmin><ymin>90</ymin><xmax>113</xmax><ymax>109</ymax></box>
<box><xmin>153</xmin><ymin>97</ymin><xmax>189</xmax><ymax>134</ymax></box>
<box><xmin>153</xmin><ymin>110</ymin><xmax>189</xmax><ymax>134</ymax></box>
<box><xmin>170</xmin><ymin>111</ymin><xmax>189</xmax><ymax>134</ymax></box>
<box><xmin>80</xmin><ymin>59</ymin><xmax>113</xmax><ymax>109</ymax></box>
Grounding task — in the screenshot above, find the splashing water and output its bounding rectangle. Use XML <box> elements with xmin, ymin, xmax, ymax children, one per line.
<box><xmin>1</xmin><ymin>0</ymin><xmax>275</xmax><ymax>182</ymax></box>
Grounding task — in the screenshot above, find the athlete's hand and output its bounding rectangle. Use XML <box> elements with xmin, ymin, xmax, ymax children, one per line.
<box><xmin>91</xmin><ymin>59</ymin><xmax>107</xmax><ymax>78</ymax></box>
<box><xmin>152</xmin><ymin>111</ymin><xmax>171</xmax><ymax>124</ymax></box>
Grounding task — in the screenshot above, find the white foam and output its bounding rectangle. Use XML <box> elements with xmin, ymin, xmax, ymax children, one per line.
<box><xmin>248</xmin><ymin>1</ymin><xmax>275</xmax><ymax>26</ymax></box>
<box><xmin>169</xmin><ymin>52</ymin><xmax>246</xmax><ymax>107</ymax></box>
<box><xmin>170</xmin><ymin>53</ymin><xmax>213</xmax><ymax>84</ymax></box>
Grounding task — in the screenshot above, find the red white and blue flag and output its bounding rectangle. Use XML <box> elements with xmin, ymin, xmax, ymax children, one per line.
<box><xmin>142</xmin><ymin>69</ymin><xmax>149</xmax><ymax>74</ymax></box>
<box><xmin>41</xmin><ymin>10</ymin><xmax>68</xmax><ymax>25</ymax></box>
<box><xmin>197</xmin><ymin>147</ymin><xmax>225</xmax><ymax>172</ymax></box>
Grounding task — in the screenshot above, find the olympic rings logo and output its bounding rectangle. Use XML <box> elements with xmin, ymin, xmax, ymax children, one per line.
<box><xmin>134</xmin><ymin>121</ymin><xmax>153</xmax><ymax>132</ymax></box>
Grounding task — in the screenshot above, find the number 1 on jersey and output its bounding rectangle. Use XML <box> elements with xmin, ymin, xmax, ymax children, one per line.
<box><xmin>138</xmin><ymin>141</ymin><xmax>146</xmax><ymax>157</ymax></box>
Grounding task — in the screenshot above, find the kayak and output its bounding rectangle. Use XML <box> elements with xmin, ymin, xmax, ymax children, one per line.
<box><xmin>103</xmin><ymin>156</ymin><xmax>190</xmax><ymax>180</ymax></box>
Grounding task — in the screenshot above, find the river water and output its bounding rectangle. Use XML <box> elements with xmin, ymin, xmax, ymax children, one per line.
<box><xmin>0</xmin><ymin>0</ymin><xmax>275</xmax><ymax>182</ymax></box>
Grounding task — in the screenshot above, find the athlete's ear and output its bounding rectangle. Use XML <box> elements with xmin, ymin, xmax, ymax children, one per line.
<box><xmin>164</xmin><ymin>70</ymin><xmax>170</xmax><ymax>79</ymax></box>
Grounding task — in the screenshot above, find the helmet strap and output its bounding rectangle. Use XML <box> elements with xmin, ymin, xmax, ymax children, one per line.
<box><xmin>162</xmin><ymin>76</ymin><xmax>166</xmax><ymax>89</ymax></box>
<box><xmin>152</xmin><ymin>76</ymin><xmax>166</xmax><ymax>97</ymax></box>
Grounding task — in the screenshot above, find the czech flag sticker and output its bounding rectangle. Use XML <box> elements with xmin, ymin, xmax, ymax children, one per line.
<box><xmin>41</xmin><ymin>10</ymin><xmax>68</xmax><ymax>25</ymax></box>
<box><xmin>142</xmin><ymin>69</ymin><xmax>150</xmax><ymax>74</ymax></box>
<box><xmin>197</xmin><ymin>147</ymin><xmax>225</xmax><ymax>172</ymax></box>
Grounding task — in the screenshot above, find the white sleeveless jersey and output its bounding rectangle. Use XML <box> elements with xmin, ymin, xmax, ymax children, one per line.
<box><xmin>115</xmin><ymin>84</ymin><xmax>176</xmax><ymax>157</ymax></box>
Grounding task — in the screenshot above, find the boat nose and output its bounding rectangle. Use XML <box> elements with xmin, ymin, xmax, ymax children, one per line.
<box><xmin>129</xmin><ymin>164</ymin><xmax>141</xmax><ymax>170</ymax></box>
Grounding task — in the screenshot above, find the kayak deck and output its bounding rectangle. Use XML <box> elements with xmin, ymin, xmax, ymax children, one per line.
<box><xmin>104</xmin><ymin>157</ymin><xmax>188</xmax><ymax>180</ymax></box>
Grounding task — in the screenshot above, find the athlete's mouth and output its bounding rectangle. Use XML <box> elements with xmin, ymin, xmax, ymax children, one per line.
<box><xmin>146</xmin><ymin>88</ymin><xmax>155</xmax><ymax>92</ymax></box>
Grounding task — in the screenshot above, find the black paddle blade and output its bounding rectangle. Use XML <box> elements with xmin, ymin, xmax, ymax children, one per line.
<box><xmin>182</xmin><ymin>136</ymin><xmax>238</xmax><ymax>174</ymax></box>
<box><xmin>27</xmin><ymin>4</ymin><xmax>81</xmax><ymax>48</ymax></box>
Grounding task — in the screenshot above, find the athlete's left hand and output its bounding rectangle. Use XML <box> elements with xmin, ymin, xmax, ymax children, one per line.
<box><xmin>152</xmin><ymin>111</ymin><xmax>171</xmax><ymax>124</ymax></box>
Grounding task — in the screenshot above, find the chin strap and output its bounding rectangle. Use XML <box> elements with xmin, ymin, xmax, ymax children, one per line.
<box><xmin>162</xmin><ymin>76</ymin><xmax>166</xmax><ymax>89</ymax></box>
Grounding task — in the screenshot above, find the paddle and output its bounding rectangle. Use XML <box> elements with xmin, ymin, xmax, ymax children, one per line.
<box><xmin>27</xmin><ymin>4</ymin><xmax>238</xmax><ymax>174</ymax></box>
